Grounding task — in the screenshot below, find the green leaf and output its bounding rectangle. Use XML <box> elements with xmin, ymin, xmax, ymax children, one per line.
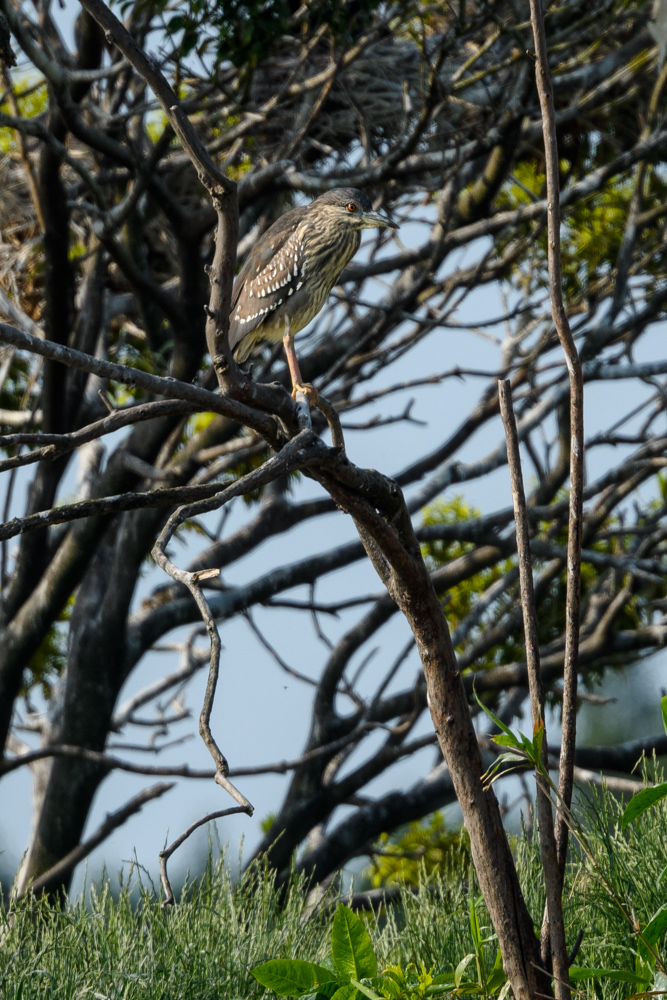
<box><xmin>314</xmin><ymin>984</ymin><xmax>343</xmax><ymax>1000</ymax></box>
<box><xmin>331</xmin><ymin>906</ymin><xmax>378</xmax><ymax>980</ymax></box>
<box><xmin>251</xmin><ymin>960</ymin><xmax>340</xmax><ymax>997</ymax></box>
<box><xmin>621</xmin><ymin>782</ymin><xmax>667</xmax><ymax>829</ymax></box>
<box><xmin>662</xmin><ymin>694</ymin><xmax>667</xmax><ymax>737</ymax></box>
<box><xmin>519</xmin><ymin>732</ymin><xmax>535</xmax><ymax>752</ymax></box>
<box><xmin>473</xmin><ymin>685</ymin><xmax>515</xmax><ymax>740</ymax></box>
<box><xmin>331</xmin><ymin>985</ymin><xmax>361</xmax><ymax>1000</ymax></box>
<box><xmin>644</xmin><ymin>904</ymin><xmax>667</xmax><ymax>947</ymax></box>
<box><xmin>469</xmin><ymin>899</ymin><xmax>482</xmax><ymax>953</ymax></box>
<box><xmin>495</xmin><ymin>751</ymin><xmax>529</xmax><ymax>768</ymax></box>
<box><xmin>454</xmin><ymin>954</ymin><xmax>475</xmax><ymax>988</ymax></box>
<box><xmin>568</xmin><ymin>967</ymin><xmax>649</xmax><ymax>984</ymax></box>
<box><xmin>350</xmin><ymin>979</ymin><xmax>382</xmax><ymax>999</ymax></box>
<box><xmin>491</xmin><ymin>733</ymin><xmax>522</xmax><ymax>749</ymax></box>
<box><xmin>430</xmin><ymin>972</ymin><xmax>455</xmax><ymax>987</ymax></box>
<box><xmin>375</xmin><ymin>974</ymin><xmax>401</xmax><ymax>999</ymax></box>
<box><xmin>639</xmin><ymin>904</ymin><xmax>667</xmax><ymax>966</ymax></box>
<box><xmin>486</xmin><ymin>950</ymin><xmax>506</xmax><ymax>992</ymax></box>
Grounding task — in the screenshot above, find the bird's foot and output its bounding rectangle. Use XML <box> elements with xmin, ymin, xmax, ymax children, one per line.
<box><xmin>292</xmin><ymin>382</ymin><xmax>319</xmax><ymax>405</ymax></box>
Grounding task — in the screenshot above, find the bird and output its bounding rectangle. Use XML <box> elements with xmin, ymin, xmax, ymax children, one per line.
<box><xmin>228</xmin><ymin>188</ymin><xmax>398</xmax><ymax>402</ymax></box>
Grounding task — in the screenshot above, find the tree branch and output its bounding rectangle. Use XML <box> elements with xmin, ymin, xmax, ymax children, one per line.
<box><xmin>499</xmin><ymin>379</ymin><xmax>568</xmax><ymax>995</ymax></box>
<box><xmin>528</xmin><ymin>4</ymin><xmax>585</xmax><ymax>970</ymax></box>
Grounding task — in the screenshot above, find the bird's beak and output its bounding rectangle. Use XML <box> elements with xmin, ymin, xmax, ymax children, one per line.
<box><xmin>359</xmin><ymin>210</ymin><xmax>399</xmax><ymax>230</ymax></box>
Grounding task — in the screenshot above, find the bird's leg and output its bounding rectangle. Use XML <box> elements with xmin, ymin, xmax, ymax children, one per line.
<box><xmin>283</xmin><ymin>319</ymin><xmax>319</xmax><ymax>404</ymax></box>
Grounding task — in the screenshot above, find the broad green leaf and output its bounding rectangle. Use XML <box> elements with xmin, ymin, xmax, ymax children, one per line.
<box><xmin>431</xmin><ymin>972</ymin><xmax>456</xmax><ymax>986</ymax></box>
<box><xmin>661</xmin><ymin>694</ymin><xmax>667</xmax><ymax>737</ymax></box>
<box><xmin>331</xmin><ymin>984</ymin><xmax>361</xmax><ymax>1000</ymax></box>
<box><xmin>375</xmin><ymin>974</ymin><xmax>400</xmax><ymax>998</ymax></box>
<box><xmin>331</xmin><ymin>906</ymin><xmax>377</xmax><ymax>980</ymax></box>
<box><xmin>636</xmin><ymin>952</ymin><xmax>655</xmax><ymax>983</ymax></box>
<box><xmin>314</xmin><ymin>983</ymin><xmax>343</xmax><ymax>1000</ymax></box>
<box><xmin>621</xmin><ymin>782</ymin><xmax>667</xmax><ymax>829</ymax></box>
<box><xmin>251</xmin><ymin>959</ymin><xmax>340</xmax><ymax>997</ymax></box>
<box><xmin>644</xmin><ymin>904</ymin><xmax>667</xmax><ymax>946</ymax></box>
<box><xmin>486</xmin><ymin>950</ymin><xmax>506</xmax><ymax>992</ymax></box>
<box><xmin>569</xmin><ymin>967</ymin><xmax>649</xmax><ymax>984</ymax></box>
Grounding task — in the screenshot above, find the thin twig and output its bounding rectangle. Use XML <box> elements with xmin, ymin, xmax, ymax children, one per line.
<box><xmin>315</xmin><ymin>394</ymin><xmax>345</xmax><ymax>451</ymax></box>
<box><xmin>499</xmin><ymin>379</ymin><xmax>569</xmax><ymax>998</ymax></box>
<box><xmin>159</xmin><ymin>806</ymin><xmax>248</xmax><ymax>906</ymax></box>
<box><xmin>0</xmin><ymin>399</ymin><xmax>195</xmax><ymax>474</ymax></box>
<box><xmin>112</xmin><ymin>629</ymin><xmax>209</xmax><ymax>730</ymax></box>
<box><xmin>148</xmin><ymin>431</ymin><xmax>335</xmax><ymax>890</ymax></box>
<box><xmin>527</xmin><ymin>0</ymin><xmax>584</xmax><ymax>990</ymax></box>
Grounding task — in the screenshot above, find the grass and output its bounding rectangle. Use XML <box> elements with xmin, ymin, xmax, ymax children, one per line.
<box><xmin>1</xmin><ymin>779</ymin><xmax>666</xmax><ymax>1000</ymax></box>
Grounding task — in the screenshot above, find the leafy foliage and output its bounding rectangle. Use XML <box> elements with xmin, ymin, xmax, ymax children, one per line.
<box><xmin>252</xmin><ymin>905</ymin><xmax>375</xmax><ymax>999</ymax></box>
<box><xmin>0</xmin><ymin>79</ymin><xmax>47</xmax><ymax>154</ymax></box>
<box><xmin>124</xmin><ymin>0</ymin><xmax>387</xmax><ymax>69</ymax></box>
<box><xmin>421</xmin><ymin>497</ymin><xmax>514</xmax><ymax>656</ymax></box>
<box><xmin>252</xmin><ymin>904</ymin><xmax>454</xmax><ymax>1000</ymax></box>
<box><xmin>365</xmin><ymin>812</ymin><xmax>470</xmax><ymax>889</ymax></box>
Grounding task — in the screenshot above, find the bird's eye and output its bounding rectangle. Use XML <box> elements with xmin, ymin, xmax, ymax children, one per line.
<box><xmin>347</xmin><ymin>203</ymin><xmax>357</xmax><ymax>212</ymax></box>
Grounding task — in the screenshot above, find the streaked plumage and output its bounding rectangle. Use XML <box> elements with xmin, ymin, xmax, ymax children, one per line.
<box><xmin>229</xmin><ymin>189</ymin><xmax>397</xmax><ymax>381</ymax></box>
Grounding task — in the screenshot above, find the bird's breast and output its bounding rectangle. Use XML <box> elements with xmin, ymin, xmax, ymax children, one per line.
<box><xmin>230</xmin><ymin>217</ymin><xmax>361</xmax><ymax>359</ymax></box>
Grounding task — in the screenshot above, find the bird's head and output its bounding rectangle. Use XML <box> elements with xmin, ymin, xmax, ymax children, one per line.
<box><xmin>309</xmin><ymin>188</ymin><xmax>398</xmax><ymax>232</ymax></box>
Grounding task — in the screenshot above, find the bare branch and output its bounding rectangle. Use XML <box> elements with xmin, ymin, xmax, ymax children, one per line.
<box><xmin>0</xmin><ymin>399</ymin><xmax>195</xmax><ymax>473</ymax></box>
<box><xmin>159</xmin><ymin>806</ymin><xmax>248</xmax><ymax>907</ymax></box>
<box><xmin>528</xmin><ymin>6</ymin><xmax>584</xmax><ymax>974</ymax></box>
<box><xmin>0</xmin><ymin>322</ymin><xmax>279</xmax><ymax>440</ymax></box>
<box><xmin>499</xmin><ymin>379</ymin><xmax>568</xmax><ymax>995</ymax></box>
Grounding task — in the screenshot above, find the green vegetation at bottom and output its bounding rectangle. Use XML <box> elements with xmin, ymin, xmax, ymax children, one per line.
<box><xmin>1</xmin><ymin>780</ymin><xmax>667</xmax><ymax>1000</ymax></box>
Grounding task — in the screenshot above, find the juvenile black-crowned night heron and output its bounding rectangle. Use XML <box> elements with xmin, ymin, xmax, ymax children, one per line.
<box><xmin>228</xmin><ymin>188</ymin><xmax>398</xmax><ymax>401</ymax></box>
